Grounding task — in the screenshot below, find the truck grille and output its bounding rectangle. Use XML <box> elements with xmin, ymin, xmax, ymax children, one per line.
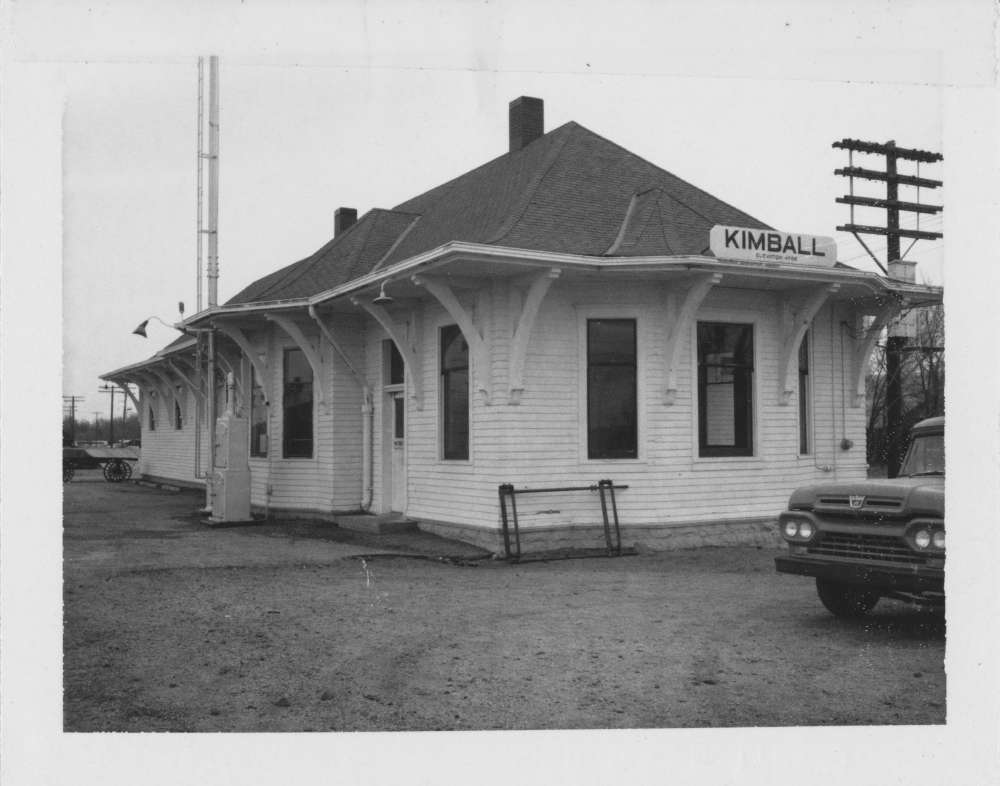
<box><xmin>807</xmin><ymin>532</ymin><xmax>926</xmax><ymax>565</ymax></box>
<box><xmin>817</xmin><ymin>495</ymin><xmax>903</xmax><ymax>511</ymax></box>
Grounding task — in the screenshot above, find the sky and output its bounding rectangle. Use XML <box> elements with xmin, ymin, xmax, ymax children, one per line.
<box><xmin>4</xmin><ymin>2</ymin><xmax>1000</xmax><ymax>785</ymax></box>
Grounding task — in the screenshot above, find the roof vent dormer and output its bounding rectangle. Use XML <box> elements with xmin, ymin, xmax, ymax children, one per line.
<box><xmin>509</xmin><ymin>96</ymin><xmax>544</xmax><ymax>152</ymax></box>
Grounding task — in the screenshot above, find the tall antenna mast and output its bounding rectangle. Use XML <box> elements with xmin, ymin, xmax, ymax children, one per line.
<box><xmin>206</xmin><ymin>55</ymin><xmax>221</xmax><ymax>307</ymax></box>
<box><xmin>195</xmin><ymin>57</ymin><xmax>204</xmax><ymax>312</ymax></box>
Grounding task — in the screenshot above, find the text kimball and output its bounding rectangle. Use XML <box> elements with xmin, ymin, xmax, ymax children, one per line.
<box><xmin>709</xmin><ymin>225</ymin><xmax>837</xmax><ymax>266</ymax></box>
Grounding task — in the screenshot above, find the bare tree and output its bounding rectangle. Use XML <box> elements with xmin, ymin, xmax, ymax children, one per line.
<box><xmin>866</xmin><ymin>303</ymin><xmax>945</xmax><ymax>470</ymax></box>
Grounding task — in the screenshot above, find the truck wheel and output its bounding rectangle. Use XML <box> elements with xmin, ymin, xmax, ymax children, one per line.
<box><xmin>816</xmin><ymin>579</ymin><xmax>879</xmax><ymax>618</ymax></box>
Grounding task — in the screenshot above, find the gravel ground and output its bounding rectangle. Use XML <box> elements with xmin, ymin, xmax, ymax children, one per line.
<box><xmin>63</xmin><ymin>473</ymin><xmax>946</xmax><ymax>732</ymax></box>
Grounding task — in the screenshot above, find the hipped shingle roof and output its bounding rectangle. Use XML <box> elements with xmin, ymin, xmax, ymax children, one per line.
<box><xmin>227</xmin><ymin>121</ymin><xmax>771</xmax><ymax>306</ymax></box>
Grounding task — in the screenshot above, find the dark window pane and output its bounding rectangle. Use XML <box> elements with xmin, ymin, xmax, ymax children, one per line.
<box><xmin>698</xmin><ymin>322</ymin><xmax>754</xmax><ymax>456</ymax></box>
<box><xmin>283</xmin><ymin>348</ymin><xmax>313</xmax><ymax>458</ymax></box>
<box><xmin>387</xmin><ymin>341</ymin><xmax>405</xmax><ymax>385</ymax></box>
<box><xmin>587</xmin><ymin>319</ymin><xmax>637</xmax><ymax>459</ymax></box>
<box><xmin>440</xmin><ymin>325</ymin><xmax>469</xmax><ymax>460</ymax></box>
<box><xmin>250</xmin><ymin>366</ymin><xmax>268</xmax><ymax>457</ymax></box>
<box><xmin>393</xmin><ymin>396</ymin><xmax>405</xmax><ymax>440</ymax></box>
<box><xmin>798</xmin><ymin>333</ymin><xmax>810</xmax><ymax>455</ymax></box>
<box><xmin>442</xmin><ymin>326</ymin><xmax>469</xmax><ymax>372</ymax></box>
<box><xmin>174</xmin><ymin>400</ymin><xmax>183</xmax><ymax>430</ymax></box>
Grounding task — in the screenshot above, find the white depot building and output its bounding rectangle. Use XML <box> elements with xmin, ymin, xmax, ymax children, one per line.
<box><xmin>102</xmin><ymin>97</ymin><xmax>941</xmax><ymax>553</ymax></box>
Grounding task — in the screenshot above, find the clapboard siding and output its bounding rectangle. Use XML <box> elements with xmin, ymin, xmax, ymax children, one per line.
<box><xmin>261</xmin><ymin>316</ymin><xmax>366</xmax><ymax>513</ymax></box>
<box><xmin>395</xmin><ymin>277</ymin><xmax>868</xmax><ymax>531</ymax></box>
<box><xmin>135</xmin><ymin>272</ymin><xmax>869</xmax><ymax>541</ymax></box>
<box><xmin>137</xmin><ymin>387</ymin><xmax>208</xmax><ymax>485</ymax></box>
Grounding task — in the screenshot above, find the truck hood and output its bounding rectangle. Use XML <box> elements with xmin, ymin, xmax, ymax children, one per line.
<box><xmin>789</xmin><ymin>476</ymin><xmax>944</xmax><ymax>517</ymax></box>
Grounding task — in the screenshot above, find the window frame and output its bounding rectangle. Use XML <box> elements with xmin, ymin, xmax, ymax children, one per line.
<box><xmin>281</xmin><ymin>346</ymin><xmax>314</xmax><ymax>459</ymax></box>
<box><xmin>586</xmin><ymin>317</ymin><xmax>639</xmax><ymax>460</ymax></box>
<box><xmin>576</xmin><ymin>309</ymin><xmax>644</xmax><ymax>463</ymax></box>
<box><xmin>439</xmin><ymin>324</ymin><xmax>470</xmax><ymax>461</ymax></box>
<box><xmin>696</xmin><ymin>319</ymin><xmax>756</xmax><ymax>458</ymax></box>
<box><xmin>798</xmin><ymin>330</ymin><xmax>811</xmax><ymax>456</ymax></box>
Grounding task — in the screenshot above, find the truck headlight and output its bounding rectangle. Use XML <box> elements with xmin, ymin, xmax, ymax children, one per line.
<box><xmin>932</xmin><ymin>530</ymin><xmax>945</xmax><ymax>549</ymax></box>
<box><xmin>780</xmin><ymin>515</ymin><xmax>816</xmax><ymax>542</ymax></box>
<box><xmin>914</xmin><ymin>529</ymin><xmax>932</xmax><ymax>549</ymax></box>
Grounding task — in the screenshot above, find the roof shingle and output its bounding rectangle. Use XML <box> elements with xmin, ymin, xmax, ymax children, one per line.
<box><xmin>226</xmin><ymin>120</ymin><xmax>772</xmax><ymax>306</ymax></box>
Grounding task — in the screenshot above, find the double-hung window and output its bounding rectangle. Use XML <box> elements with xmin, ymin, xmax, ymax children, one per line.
<box><xmin>697</xmin><ymin>322</ymin><xmax>754</xmax><ymax>457</ymax></box>
<box><xmin>587</xmin><ymin>319</ymin><xmax>637</xmax><ymax>459</ymax></box>
<box><xmin>282</xmin><ymin>348</ymin><xmax>313</xmax><ymax>458</ymax></box>
<box><xmin>440</xmin><ymin>325</ymin><xmax>469</xmax><ymax>460</ymax></box>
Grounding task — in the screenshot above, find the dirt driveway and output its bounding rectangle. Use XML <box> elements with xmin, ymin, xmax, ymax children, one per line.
<box><xmin>63</xmin><ymin>474</ymin><xmax>945</xmax><ymax>732</ymax></box>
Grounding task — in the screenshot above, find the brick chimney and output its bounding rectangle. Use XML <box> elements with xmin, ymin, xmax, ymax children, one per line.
<box><xmin>334</xmin><ymin>207</ymin><xmax>357</xmax><ymax>237</ymax></box>
<box><xmin>509</xmin><ymin>96</ymin><xmax>544</xmax><ymax>152</ymax></box>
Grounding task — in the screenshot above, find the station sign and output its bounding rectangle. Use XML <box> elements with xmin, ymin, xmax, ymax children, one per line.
<box><xmin>709</xmin><ymin>225</ymin><xmax>837</xmax><ymax>267</ymax></box>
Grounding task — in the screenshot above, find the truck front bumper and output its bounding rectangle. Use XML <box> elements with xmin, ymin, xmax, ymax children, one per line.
<box><xmin>775</xmin><ymin>554</ymin><xmax>944</xmax><ymax>594</ymax></box>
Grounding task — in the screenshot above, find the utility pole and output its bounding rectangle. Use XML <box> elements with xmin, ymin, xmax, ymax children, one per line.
<box><xmin>63</xmin><ymin>395</ymin><xmax>85</xmax><ymax>445</ymax></box>
<box><xmin>833</xmin><ymin>138</ymin><xmax>943</xmax><ymax>477</ymax></box>
<box><xmin>99</xmin><ymin>383</ymin><xmax>118</xmax><ymax>446</ymax></box>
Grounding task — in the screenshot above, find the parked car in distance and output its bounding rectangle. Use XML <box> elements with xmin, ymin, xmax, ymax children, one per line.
<box><xmin>775</xmin><ymin>416</ymin><xmax>944</xmax><ymax>617</ymax></box>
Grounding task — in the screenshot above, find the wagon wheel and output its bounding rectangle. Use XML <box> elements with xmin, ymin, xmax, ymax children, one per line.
<box><xmin>122</xmin><ymin>460</ymin><xmax>133</xmax><ymax>480</ymax></box>
<box><xmin>103</xmin><ymin>459</ymin><xmax>129</xmax><ymax>483</ymax></box>
<box><xmin>63</xmin><ymin>464</ymin><xmax>75</xmax><ymax>483</ymax></box>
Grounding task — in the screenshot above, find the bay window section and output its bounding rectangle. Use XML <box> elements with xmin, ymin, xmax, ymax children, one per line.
<box><xmin>698</xmin><ymin>322</ymin><xmax>754</xmax><ymax>457</ymax></box>
<box><xmin>440</xmin><ymin>325</ymin><xmax>469</xmax><ymax>460</ymax></box>
<box><xmin>587</xmin><ymin>319</ymin><xmax>637</xmax><ymax>459</ymax></box>
<box><xmin>282</xmin><ymin>348</ymin><xmax>313</xmax><ymax>458</ymax></box>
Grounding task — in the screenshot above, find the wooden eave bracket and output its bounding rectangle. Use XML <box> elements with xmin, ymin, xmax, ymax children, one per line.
<box><xmin>349</xmin><ymin>297</ymin><xmax>424</xmax><ymax>410</ymax></box>
<box><xmin>851</xmin><ymin>298</ymin><xmax>904</xmax><ymax>407</ymax></box>
<box><xmin>169</xmin><ymin>355</ymin><xmax>209</xmax><ymax>401</ymax></box>
<box><xmin>214</xmin><ymin>323</ymin><xmax>271</xmax><ymax>406</ymax></box>
<box><xmin>508</xmin><ymin>267</ymin><xmax>560</xmax><ymax>404</ymax></box>
<box><xmin>148</xmin><ymin>366</ymin><xmax>181</xmax><ymax>409</ymax></box>
<box><xmin>663</xmin><ymin>273</ymin><xmax>722</xmax><ymax>404</ymax></box>
<box><xmin>266</xmin><ymin>313</ymin><xmax>326</xmax><ymax>408</ymax></box>
<box><xmin>213</xmin><ymin>348</ymin><xmax>246</xmax><ymax>403</ymax></box>
<box><xmin>113</xmin><ymin>381</ymin><xmax>141</xmax><ymax>412</ymax></box>
<box><xmin>412</xmin><ymin>274</ymin><xmax>492</xmax><ymax>404</ymax></box>
<box><xmin>132</xmin><ymin>371</ymin><xmax>171</xmax><ymax>415</ymax></box>
<box><xmin>309</xmin><ymin>307</ymin><xmax>368</xmax><ymax>392</ymax></box>
<box><xmin>165</xmin><ymin>359</ymin><xmax>206</xmax><ymax>404</ymax></box>
<box><xmin>777</xmin><ymin>284</ymin><xmax>841</xmax><ymax>405</ymax></box>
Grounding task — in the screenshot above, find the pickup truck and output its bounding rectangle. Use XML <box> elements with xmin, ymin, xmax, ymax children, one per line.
<box><xmin>775</xmin><ymin>416</ymin><xmax>944</xmax><ymax>617</ymax></box>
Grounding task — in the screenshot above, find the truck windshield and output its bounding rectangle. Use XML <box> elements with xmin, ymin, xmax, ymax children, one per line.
<box><xmin>900</xmin><ymin>432</ymin><xmax>945</xmax><ymax>477</ymax></box>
